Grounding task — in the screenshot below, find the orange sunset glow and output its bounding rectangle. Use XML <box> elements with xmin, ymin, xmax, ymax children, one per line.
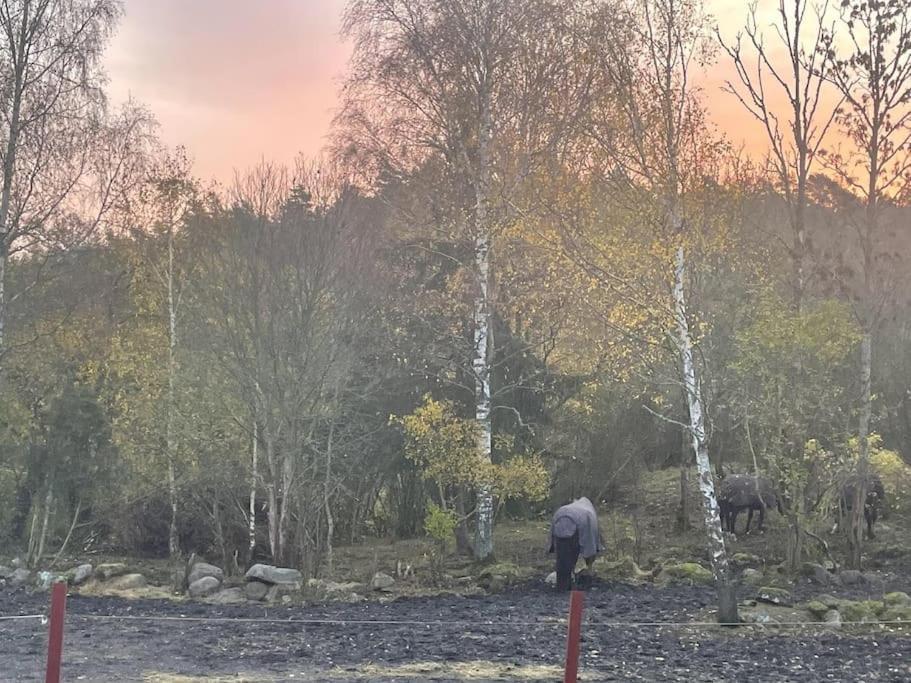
<box><xmin>105</xmin><ymin>0</ymin><xmax>800</xmax><ymax>182</ymax></box>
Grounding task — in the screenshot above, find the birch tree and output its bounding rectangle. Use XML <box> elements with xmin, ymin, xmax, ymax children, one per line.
<box><xmin>673</xmin><ymin>246</ymin><xmax>737</xmax><ymax>623</ymax></box>
<box><xmin>575</xmin><ymin>0</ymin><xmax>716</xmax><ymax>530</ymax></box>
<box><xmin>339</xmin><ymin>0</ymin><xmax>588</xmax><ymax>560</ymax></box>
<box><xmin>0</xmin><ymin>0</ymin><xmax>150</xmax><ymax>366</ymax></box>
<box><xmin>129</xmin><ymin>149</ymin><xmax>202</xmax><ymax>559</ymax></box>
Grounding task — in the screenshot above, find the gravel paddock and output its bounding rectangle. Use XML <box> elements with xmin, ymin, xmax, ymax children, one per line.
<box><xmin>1</xmin><ymin>580</ymin><xmax>909</xmax><ymax>682</ymax></box>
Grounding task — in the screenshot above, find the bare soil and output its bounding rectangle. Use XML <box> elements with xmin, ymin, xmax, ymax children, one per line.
<box><xmin>2</xmin><ymin>578</ymin><xmax>910</xmax><ymax>682</ymax></box>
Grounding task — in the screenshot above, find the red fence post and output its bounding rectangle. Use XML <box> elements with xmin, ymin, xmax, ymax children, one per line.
<box><xmin>563</xmin><ymin>589</ymin><xmax>585</xmax><ymax>683</ymax></box>
<box><xmin>45</xmin><ymin>581</ymin><xmax>67</xmax><ymax>683</ymax></box>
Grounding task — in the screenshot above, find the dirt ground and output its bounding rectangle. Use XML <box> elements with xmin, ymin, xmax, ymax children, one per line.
<box><xmin>2</xmin><ymin>578</ymin><xmax>910</xmax><ymax>683</ymax></box>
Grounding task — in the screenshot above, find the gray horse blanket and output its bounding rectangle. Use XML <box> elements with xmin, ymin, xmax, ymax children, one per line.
<box><xmin>548</xmin><ymin>497</ymin><xmax>603</xmax><ymax>559</ymax></box>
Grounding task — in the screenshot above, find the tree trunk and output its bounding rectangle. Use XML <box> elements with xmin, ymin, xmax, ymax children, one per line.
<box><xmin>166</xmin><ymin>229</ymin><xmax>180</xmax><ymax>559</ymax></box>
<box><xmin>34</xmin><ymin>483</ymin><xmax>54</xmax><ymax>568</ymax></box>
<box><xmin>324</xmin><ymin>413</ymin><xmax>336</xmax><ymax>577</ymax></box>
<box><xmin>277</xmin><ymin>447</ymin><xmax>293</xmax><ymax>565</ymax></box>
<box><xmin>472</xmin><ymin>79</ymin><xmax>494</xmax><ymax>563</ymax></box>
<box><xmin>264</xmin><ymin>431</ymin><xmax>279</xmax><ymax>562</ymax></box>
<box><xmin>249</xmin><ymin>420</ymin><xmax>258</xmax><ymax>564</ymax></box>
<box><xmin>848</xmin><ymin>331</ymin><xmax>873</xmax><ymax>569</ymax></box>
<box><xmin>676</xmin><ymin>425</ymin><xmax>690</xmax><ymax>531</ymax></box>
<box><xmin>673</xmin><ymin>247</ymin><xmax>738</xmax><ymax>624</ymax></box>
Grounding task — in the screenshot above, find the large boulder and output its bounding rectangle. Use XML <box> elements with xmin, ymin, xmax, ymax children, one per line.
<box><xmin>188</xmin><ymin>562</ymin><xmax>224</xmax><ymax>586</ymax></box>
<box><xmin>837</xmin><ymin>569</ymin><xmax>866</xmax><ymax>586</ymax></box>
<box><xmin>69</xmin><ymin>564</ymin><xmax>93</xmax><ymax>586</ymax></box>
<box><xmin>731</xmin><ymin>552</ymin><xmax>763</xmax><ymax>569</ymax></box>
<box><xmin>741</xmin><ymin>568</ymin><xmax>763</xmax><ymax>586</ymax></box>
<box><xmin>800</xmin><ymin>562</ymin><xmax>832</xmax><ymax>586</ymax></box>
<box><xmin>756</xmin><ymin>586</ymin><xmax>793</xmax><ymax>607</ymax></box>
<box><xmin>188</xmin><ymin>576</ymin><xmax>221</xmax><ymax>598</ymax></box>
<box><xmin>245</xmin><ymin>564</ymin><xmax>302</xmax><ymax>587</ymax></box>
<box><xmin>659</xmin><ymin>562</ymin><xmax>713</xmax><ymax>586</ymax></box>
<box><xmin>207</xmin><ymin>587</ymin><xmax>246</xmax><ymax>604</ymax></box>
<box><xmin>370</xmin><ymin>572</ymin><xmax>396</xmax><ymax>592</ymax></box>
<box><xmin>9</xmin><ymin>568</ymin><xmax>31</xmax><ymax>586</ymax></box>
<box><xmin>245</xmin><ymin>580</ymin><xmax>270</xmax><ymax>602</ymax></box>
<box><xmin>96</xmin><ymin>563</ymin><xmax>129</xmax><ymax>581</ymax></box>
<box><xmin>107</xmin><ymin>573</ymin><xmax>147</xmax><ymax>591</ymax></box>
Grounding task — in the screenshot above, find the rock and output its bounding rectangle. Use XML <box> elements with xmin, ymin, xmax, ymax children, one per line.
<box><xmin>805</xmin><ymin>600</ymin><xmax>830</xmax><ymax>619</ymax></box>
<box><xmin>70</xmin><ymin>564</ymin><xmax>93</xmax><ymax>586</ymax></box>
<box><xmin>756</xmin><ymin>586</ymin><xmax>793</xmax><ymax>606</ymax></box>
<box><xmin>107</xmin><ymin>573</ymin><xmax>146</xmax><ymax>590</ymax></box>
<box><xmin>245</xmin><ymin>564</ymin><xmax>302</xmax><ymax>586</ymax></box>
<box><xmin>839</xmin><ymin>600</ymin><xmax>882</xmax><ymax>623</ymax></box>
<box><xmin>816</xmin><ymin>594</ymin><xmax>842</xmax><ymax>610</ymax></box>
<box><xmin>36</xmin><ymin>571</ymin><xmax>66</xmax><ymax>591</ymax></box>
<box><xmin>742</xmin><ymin>610</ymin><xmax>777</xmax><ymax>625</ymax></box>
<box><xmin>545</xmin><ymin>571</ymin><xmax>557</xmax><ymax>586</ymax></box>
<box><xmin>837</xmin><ymin>569</ymin><xmax>866</xmax><ymax>586</ymax></box>
<box><xmin>266</xmin><ymin>582</ymin><xmax>299</xmax><ymax>603</ymax></box>
<box><xmin>732</xmin><ymin>553</ymin><xmax>762</xmax><ymax>568</ymax></box>
<box><xmin>245</xmin><ymin>580</ymin><xmax>269</xmax><ymax>601</ymax></box>
<box><xmin>741</xmin><ymin>568</ymin><xmax>763</xmax><ymax>586</ymax></box>
<box><xmin>800</xmin><ymin>562</ymin><xmax>832</xmax><ymax>586</ymax></box>
<box><xmin>188</xmin><ymin>562</ymin><xmax>224</xmax><ymax>586</ymax></box>
<box><xmin>10</xmin><ymin>557</ymin><xmax>23</xmax><ymax>569</ymax></box>
<box><xmin>10</xmin><ymin>568</ymin><xmax>30</xmax><ymax>586</ymax></box>
<box><xmin>188</xmin><ymin>576</ymin><xmax>221</xmax><ymax>598</ymax></box>
<box><xmin>96</xmin><ymin>563</ymin><xmax>129</xmax><ymax>580</ymax></box>
<box><xmin>884</xmin><ymin>592</ymin><xmax>911</xmax><ymax>608</ymax></box>
<box><xmin>0</xmin><ymin>566</ymin><xmax>13</xmax><ymax>579</ymax></box>
<box><xmin>370</xmin><ymin>572</ymin><xmax>396</xmax><ymax>592</ymax></box>
<box><xmin>659</xmin><ymin>562</ymin><xmax>714</xmax><ymax>585</ymax></box>
<box><xmin>207</xmin><ymin>587</ymin><xmax>245</xmax><ymax>604</ymax></box>
<box><xmin>824</xmin><ymin>609</ymin><xmax>842</xmax><ymax>628</ymax></box>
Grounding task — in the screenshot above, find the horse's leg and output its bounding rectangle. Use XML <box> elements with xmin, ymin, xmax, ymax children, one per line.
<box><xmin>745</xmin><ymin>508</ymin><xmax>753</xmax><ymax>534</ymax></box>
<box><xmin>757</xmin><ymin>505</ymin><xmax>765</xmax><ymax>531</ymax></box>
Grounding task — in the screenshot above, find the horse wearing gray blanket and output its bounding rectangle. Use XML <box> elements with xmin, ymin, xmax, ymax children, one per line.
<box><xmin>548</xmin><ymin>497</ymin><xmax>603</xmax><ymax>591</ymax></box>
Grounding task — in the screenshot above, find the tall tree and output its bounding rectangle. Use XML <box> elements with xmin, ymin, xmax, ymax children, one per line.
<box><xmin>822</xmin><ymin>0</ymin><xmax>911</xmax><ymax>567</ymax></box>
<box><xmin>0</xmin><ymin>0</ymin><xmax>150</xmax><ymax>365</ymax></box>
<box><xmin>719</xmin><ymin>0</ymin><xmax>839</xmax><ymax>310</ymax></box>
<box><xmin>339</xmin><ymin>0</ymin><xmax>588</xmax><ymax>560</ymax></box>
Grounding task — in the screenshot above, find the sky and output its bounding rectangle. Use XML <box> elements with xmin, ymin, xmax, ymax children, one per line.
<box><xmin>104</xmin><ymin>0</ymin><xmax>784</xmax><ymax>184</ymax></box>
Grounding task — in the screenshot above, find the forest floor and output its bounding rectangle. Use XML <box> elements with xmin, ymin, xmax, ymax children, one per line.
<box><xmin>2</xmin><ymin>467</ymin><xmax>911</xmax><ymax>681</ymax></box>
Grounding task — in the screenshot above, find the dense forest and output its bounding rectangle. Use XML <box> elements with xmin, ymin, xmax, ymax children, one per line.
<box><xmin>0</xmin><ymin>0</ymin><xmax>910</xmax><ymax>590</ymax></box>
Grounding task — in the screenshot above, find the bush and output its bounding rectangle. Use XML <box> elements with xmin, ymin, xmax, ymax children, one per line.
<box><xmin>424</xmin><ymin>503</ymin><xmax>458</xmax><ymax>581</ymax></box>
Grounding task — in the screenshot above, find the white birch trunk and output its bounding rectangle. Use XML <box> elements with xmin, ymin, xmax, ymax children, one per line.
<box><xmin>472</xmin><ymin>81</ymin><xmax>494</xmax><ymax>562</ymax></box>
<box><xmin>248</xmin><ymin>419</ymin><xmax>258</xmax><ymax>563</ymax></box>
<box><xmin>166</xmin><ymin>228</ymin><xmax>180</xmax><ymax>559</ymax></box>
<box><xmin>673</xmin><ymin>247</ymin><xmax>738</xmax><ymax>623</ymax></box>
